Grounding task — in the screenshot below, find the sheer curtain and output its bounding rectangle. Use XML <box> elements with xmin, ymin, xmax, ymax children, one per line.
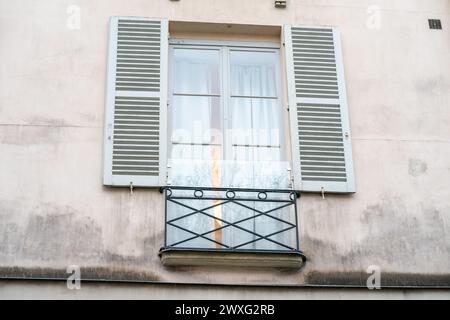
<box><xmin>170</xmin><ymin>48</ymin><xmax>221</xmax><ymax>188</ymax></box>
<box><xmin>168</xmin><ymin>48</ymin><xmax>221</xmax><ymax>248</ymax></box>
<box><xmin>225</xmin><ymin>50</ymin><xmax>288</xmax><ymax>190</ymax></box>
<box><xmin>222</xmin><ymin>50</ymin><xmax>291</xmax><ymax>250</ymax></box>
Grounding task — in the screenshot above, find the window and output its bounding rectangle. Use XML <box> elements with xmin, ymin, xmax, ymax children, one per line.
<box><xmin>103</xmin><ymin>17</ymin><xmax>355</xmax><ymax>266</ymax></box>
<box><xmin>103</xmin><ymin>17</ymin><xmax>356</xmax><ymax>194</ymax></box>
<box><xmin>165</xmin><ymin>41</ymin><xmax>294</xmax><ymax>251</ymax></box>
<box><xmin>168</xmin><ymin>42</ymin><xmax>289</xmax><ymax>190</ymax></box>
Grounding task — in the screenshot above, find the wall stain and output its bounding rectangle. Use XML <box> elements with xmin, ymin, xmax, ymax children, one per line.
<box><xmin>22</xmin><ymin>211</ymin><xmax>103</xmax><ymax>261</ymax></box>
<box><xmin>305</xmin><ymin>271</ymin><xmax>450</xmax><ymax>286</ymax></box>
<box><xmin>0</xmin><ymin>266</ymin><xmax>160</xmax><ymax>282</ymax></box>
<box><xmin>0</xmin><ymin>223</ymin><xmax>21</xmax><ymax>255</ymax></box>
<box><xmin>1</xmin><ymin>194</ymin><xmax>449</xmax><ymax>285</ymax></box>
<box><xmin>414</xmin><ymin>75</ymin><xmax>447</xmax><ymax>96</ymax></box>
<box><xmin>0</xmin><ymin>125</ymin><xmax>64</xmax><ymax>145</ymax></box>
<box><xmin>300</xmin><ymin>196</ymin><xmax>449</xmax><ymax>284</ymax></box>
<box><xmin>359</xmin><ymin>198</ymin><xmax>448</xmax><ymax>265</ymax></box>
<box><xmin>408</xmin><ymin>158</ymin><xmax>428</xmax><ymax>177</ymax></box>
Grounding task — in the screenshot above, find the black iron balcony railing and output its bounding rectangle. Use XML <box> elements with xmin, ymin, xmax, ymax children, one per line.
<box><xmin>160</xmin><ymin>186</ymin><xmax>303</xmax><ymax>255</ymax></box>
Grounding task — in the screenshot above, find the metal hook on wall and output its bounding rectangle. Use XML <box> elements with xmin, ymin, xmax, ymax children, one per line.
<box><xmin>321</xmin><ymin>187</ymin><xmax>325</xmax><ymax>200</ymax></box>
<box><xmin>130</xmin><ymin>182</ymin><xmax>134</xmax><ymax>195</ymax></box>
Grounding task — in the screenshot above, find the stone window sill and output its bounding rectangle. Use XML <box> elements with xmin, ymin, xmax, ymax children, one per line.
<box><xmin>159</xmin><ymin>248</ymin><xmax>306</xmax><ymax>269</ymax></box>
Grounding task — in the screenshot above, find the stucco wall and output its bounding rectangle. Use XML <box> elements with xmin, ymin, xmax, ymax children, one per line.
<box><xmin>1</xmin><ymin>280</ymin><xmax>450</xmax><ymax>300</ymax></box>
<box><xmin>0</xmin><ymin>0</ymin><xmax>449</xmax><ymax>289</ymax></box>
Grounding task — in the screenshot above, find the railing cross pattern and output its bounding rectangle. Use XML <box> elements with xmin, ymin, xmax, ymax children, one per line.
<box><xmin>167</xmin><ymin>197</ymin><xmax>296</xmax><ymax>250</ymax></box>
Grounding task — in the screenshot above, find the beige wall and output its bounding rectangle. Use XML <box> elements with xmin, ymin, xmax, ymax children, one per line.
<box><xmin>0</xmin><ymin>0</ymin><xmax>449</xmax><ymax>293</ymax></box>
<box><xmin>1</xmin><ymin>280</ymin><xmax>450</xmax><ymax>300</ymax></box>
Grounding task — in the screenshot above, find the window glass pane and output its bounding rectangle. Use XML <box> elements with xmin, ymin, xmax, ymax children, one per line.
<box><xmin>229</xmin><ymin>98</ymin><xmax>282</xmax><ymax>147</ymax></box>
<box><xmin>230</xmin><ymin>51</ymin><xmax>277</xmax><ymax>97</ymax></box>
<box><xmin>226</xmin><ymin>96</ymin><xmax>287</xmax><ymax>189</ymax></box>
<box><xmin>173</xmin><ymin>48</ymin><xmax>220</xmax><ymax>95</ymax></box>
<box><xmin>169</xmin><ymin>146</ymin><xmax>222</xmax><ymax>187</ymax></box>
<box><xmin>170</xmin><ymin>94</ymin><xmax>222</xmax><ymax>188</ymax></box>
<box><xmin>222</xmin><ymin>159</ymin><xmax>290</xmax><ymax>189</ymax></box>
<box><xmin>171</xmin><ymin>145</ymin><xmax>220</xmax><ymax>161</ymax></box>
<box><xmin>171</xmin><ymin>95</ymin><xmax>221</xmax><ymax>145</ymax></box>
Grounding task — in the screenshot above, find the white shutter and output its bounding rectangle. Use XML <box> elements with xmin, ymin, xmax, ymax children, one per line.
<box><xmin>103</xmin><ymin>17</ymin><xmax>168</xmax><ymax>187</ymax></box>
<box><xmin>284</xmin><ymin>25</ymin><xmax>355</xmax><ymax>193</ymax></box>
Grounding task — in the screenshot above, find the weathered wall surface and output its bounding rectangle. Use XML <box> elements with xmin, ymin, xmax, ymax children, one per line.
<box><xmin>1</xmin><ymin>280</ymin><xmax>450</xmax><ymax>300</ymax></box>
<box><xmin>0</xmin><ymin>0</ymin><xmax>449</xmax><ymax>289</ymax></box>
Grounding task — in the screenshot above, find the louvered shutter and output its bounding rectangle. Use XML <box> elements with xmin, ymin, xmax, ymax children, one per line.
<box><xmin>284</xmin><ymin>25</ymin><xmax>355</xmax><ymax>193</ymax></box>
<box><xmin>103</xmin><ymin>17</ymin><xmax>168</xmax><ymax>187</ymax></box>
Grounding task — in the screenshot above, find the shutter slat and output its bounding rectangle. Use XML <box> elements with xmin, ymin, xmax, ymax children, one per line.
<box><xmin>285</xmin><ymin>25</ymin><xmax>355</xmax><ymax>193</ymax></box>
<box><xmin>103</xmin><ymin>17</ymin><xmax>168</xmax><ymax>187</ymax></box>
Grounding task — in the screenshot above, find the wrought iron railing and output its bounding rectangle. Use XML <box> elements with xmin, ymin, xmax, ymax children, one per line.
<box><xmin>160</xmin><ymin>186</ymin><xmax>302</xmax><ymax>255</ymax></box>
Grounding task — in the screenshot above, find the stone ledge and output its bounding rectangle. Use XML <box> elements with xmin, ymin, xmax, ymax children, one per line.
<box><xmin>159</xmin><ymin>248</ymin><xmax>306</xmax><ymax>269</ymax></box>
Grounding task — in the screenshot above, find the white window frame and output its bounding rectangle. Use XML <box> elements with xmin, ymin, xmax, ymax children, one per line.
<box><xmin>167</xmin><ymin>39</ymin><xmax>290</xmax><ymax>188</ymax></box>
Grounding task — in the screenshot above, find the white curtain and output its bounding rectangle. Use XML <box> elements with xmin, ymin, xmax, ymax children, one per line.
<box><xmin>168</xmin><ymin>49</ymin><xmax>221</xmax><ymax>249</ymax></box>
<box><xmin>222</xmin><ymin>53</ymin><xmax>291</xmax><ymax>250</ymax></box>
